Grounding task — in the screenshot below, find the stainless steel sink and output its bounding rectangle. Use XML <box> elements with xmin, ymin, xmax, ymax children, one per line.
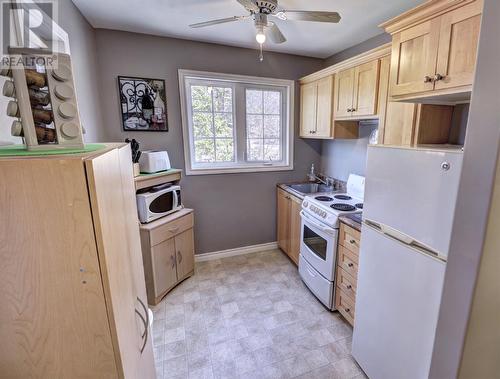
<box><xmin>288</xmin><ymin>183</ymin><xmax>334</xmax><ymax>194</ymax></box>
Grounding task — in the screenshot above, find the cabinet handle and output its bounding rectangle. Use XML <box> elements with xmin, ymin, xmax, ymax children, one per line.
<box><xmin>177</xmin><ymin>251</ymin><xmax>183</xmax><ymax>263</ymax></box>
<box><xmin>347</xmin><ymin>262</ymin><xmax>354</xmax><ymax>268</ymax></box>
<box><xmin>351</xmin><ymin>108</ymin><xmax>356</xmax><ymax>112</ymax></box>
<box><xmin>135</xmin><ymin>297</ymin><xmax>149</xmax><ymax>353</ymax></box>
<box><xmin>424</xmin><ymin>75</ymin><xmax>434</xmax><ymax>83</ymax></box>
<box><xmin>346</xmin><ymin>284</ymin><xmax>352</xmax><ymax>290</ymax></box>
<box><xmin>434</xmin><ymin>73</ymin><xmax>445</xmax><ymax>82</ymax></box>
<box><xmin>168</xmin><ymin>226</ymin><xmax>180</xmax><ymax>233</ymax></box>
<box><xmin>347</xmin><ymin>108</ymin><xmax>352</xmax><ymax>112</ymax></box>
<box><xmin>170</xmin><ymin>254</ymin><xmax>176</xmax><ymax>269</ymax></box>
<box><xmin>344</xmin><ymin>307</ymin><xmax>351</xmax><ymax>313</ymax></box>
<box><xmin>349</xmin><ymin>239</ymin><xmax>356</xmax><ymax>244</ymax></box>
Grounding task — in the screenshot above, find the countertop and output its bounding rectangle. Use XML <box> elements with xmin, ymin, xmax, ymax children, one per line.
<box><xmin>339</xmin><ymin>214</ymin><xmax>362</xmax><ymax>232</ymax></box>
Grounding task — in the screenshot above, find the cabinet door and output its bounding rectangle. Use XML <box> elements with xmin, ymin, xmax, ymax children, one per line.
<box><xmin>389</xmin><ymin>19</ymin><xmax>441</xmax><ymax>97</ymax></box>
<box><xmin>434</xmin><ymin>0</ymin><xmax>482</xmax><ymax>91</ymax></box>
<box><xmin>300</xmin><ymin>82</ymin><xmax>317</xmax><ymax>137</ymax></box>
<box><xmin>383</xmin><ymin>102</ymin><xmax>418</xmax><ymax>146</ymax></box>
<box><xmin>152</xmin><ymin>238</ymin><xmax>178</xmax><ymax>295</ymax></box>
<box><xmin>288</xmin><ymin>195</ymin><xmax>302</xmax><ymax>265</ymax></box>
<box><xmin>85</xmin><ymin>146</ymin><xmax>155</xmax><ymax>379</ymax></box>
<box><xmin>334</xmin><ymin>68</ymin><xmax>355</xmax><ymax>118</ymax></box>
<box><xmin>315</xmin><ymin>75</ymin><xmax>334</xmax><ymax>138</ymax></box>
<box><xmin>277</xmin><ymin>189</ymin><xmax>291</xmax><ymax>253</ymax></box>
<box><xmin>175</xmin><ymin>229</ymin><xmax>195</xmax><ymax>281</ymax></box>
<box><xmin>352</xmin><ymin>60</ymin><xmax>380</xmax><ymax>117</ymax></box>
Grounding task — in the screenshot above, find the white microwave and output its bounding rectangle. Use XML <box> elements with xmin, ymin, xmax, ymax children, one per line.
<box><xmin>136</xmin><ymin>184</ymin><xmax>182</xmax><ymax>223</ymax></box>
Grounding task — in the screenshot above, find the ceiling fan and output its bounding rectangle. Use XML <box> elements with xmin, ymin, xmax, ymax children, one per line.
<box><xmin>189</xmin><ymin>0</ymin><xmax>341</xmax><ymax>60</ymax></box>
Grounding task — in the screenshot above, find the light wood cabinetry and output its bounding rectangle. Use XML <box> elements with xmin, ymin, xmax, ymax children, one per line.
<box><xmin>140</xmin><ymin>209</ymin><xmax>195</xmax><ymax>305</ymax></box>
<box><xmin>300</xmin><ymin>81</ymin><xmax>317</xmax><ymax>137</ymax></box>
<box><xmin>378</xmin><ymin>49</ymin><xmax>455</xmax><ymax>146</ymax></box>
<box><xmin>335</xmin><ymin>222</ymin><xmax>361</xmax><ymax>326</ymax></box>
<box><xmin>0</xmin><ymin>144</ymin><xmax>155</xmax><ymax>378</ymax></box>
<box><xmin>334</xmin><ymin>60</ymin><xmax>380</xmax><ymax>120</ymax></box>
<box><xmin>383</xmin><ymin>0</ymin><xmax>483</xmax><ymax>101</ymax></box>
<box><xmin>300</xmin><ymin>76</ymin><xmax>334</xmax><ymax>138</ymax></box>
<box><xmin>277</xmin><ymin>188</ymin><xmax>301</xmax><ymax>265</ymax></box>
<box><xmin>381</xmin><ymin>102</ymin><xmax>454</xmax><ymax>146</ymax></box>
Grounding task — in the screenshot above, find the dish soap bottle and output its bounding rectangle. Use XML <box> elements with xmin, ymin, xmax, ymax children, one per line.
<box><xmin>308</xmin><ymin>163</ymin><xmax>316</xmax><ymax>182</ymax></box>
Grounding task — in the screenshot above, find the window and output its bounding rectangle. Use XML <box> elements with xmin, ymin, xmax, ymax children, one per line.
<box><xmin>179</xmin><ymin>70</ymin><xmax>294</xmax><ymax>175</ymax></box>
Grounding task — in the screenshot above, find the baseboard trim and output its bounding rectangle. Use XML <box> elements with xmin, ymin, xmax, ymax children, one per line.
<box><xmin>195</xmin><ymin>242</ymin><xmax>278</xmax><ymax>262</ymax></box>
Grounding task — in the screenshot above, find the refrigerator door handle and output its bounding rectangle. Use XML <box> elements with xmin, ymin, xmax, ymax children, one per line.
<box><xmin>363</xmin><ymin>219</ymin><xmax>446</xmax><ymax>263</ymax></box>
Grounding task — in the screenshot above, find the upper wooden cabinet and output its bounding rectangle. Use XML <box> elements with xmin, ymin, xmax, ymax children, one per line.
<box><xmin>383</xmin><ymin>0</ymin><xmax>483</xmax><ymax>101</ymax></box>
<box><xmin>300</xmin><ymin>75</ymin><xmax>334</xmax><ymax>138</ymax></box>
<box><xmin>334</xmin><ymin>60</ymin><xmax>380</xmax><ymax>120</ymax></box>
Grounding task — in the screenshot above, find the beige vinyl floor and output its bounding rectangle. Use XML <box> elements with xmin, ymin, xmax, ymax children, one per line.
<box><xmin>151</xmin><ymin>249</ymin><xmax>367</xmax><ymax>379</ymax></box>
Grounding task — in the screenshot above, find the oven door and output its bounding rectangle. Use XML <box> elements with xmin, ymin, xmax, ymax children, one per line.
<box><xmin>300</xmin><ymin>211</ymin><xmax>338</xmax><ymax>281</ymax></box>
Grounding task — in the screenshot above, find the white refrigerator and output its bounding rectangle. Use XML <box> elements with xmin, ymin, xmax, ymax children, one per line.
<box><xmin>352</xmin><ymin>145</ymin><xmax>463</xmax><ymax>379</ymax></box>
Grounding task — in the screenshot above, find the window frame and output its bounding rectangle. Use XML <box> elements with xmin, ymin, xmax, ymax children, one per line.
<box><xmin>179</xmin><ymin>69</ymin><xmax>294</xmax><ymax>175</ymax></box>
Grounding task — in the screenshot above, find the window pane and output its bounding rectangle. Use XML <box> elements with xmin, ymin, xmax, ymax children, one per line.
<box><xmin>193</xmin><ymin>112</ymin><xmax>213</xmax><ymax>138</ymax></box>
<box><xmin>194</xmin><ymin>139</ymin><xmax>215</xmax><ymax>163</ymax></box>
<box><xmin>264</xmin><ymin>91</ymin><xmax>280</xmax><ymax>114</ymax></box>
<box><xmin>264</xmin><ymin>115</ymin><xmax>280</xmax><ymax>138</ymax></box>
<box><xmin>246</xmin><ymin>89</ymin><xmax>263</xmax><ymax>114</ymax></box>
<box><xmin>214</xmin><ymin>113</ymin><xmax>233</xmax><ymax>138</ymax></box>
<box><xmin>213</xmin><ymin>87</ymin><xmax>232</xmax><ymax>112</ymax></box>
<box><xmin>247</xmin><ymin>114</ymin><xmax>263</xmax><ymax>138</ymax></box>
<box><xmin>263</xmin><ymin>138</ymin><xmax>281</xmax><ymax>161</ymax></box>
<box><xmin>191</xmin><ymin>86</ymin><xmax>212</xmax><ymax>112</ymax></box>
<box><xmin>215</xmin><ymin>139</ymin><xmax>234</xmax><ymax>162</ymax></box>
<box><xmin>247</xmin><ymin>139</ymin><xmax>263</xmax><ymax>161</ymax></box>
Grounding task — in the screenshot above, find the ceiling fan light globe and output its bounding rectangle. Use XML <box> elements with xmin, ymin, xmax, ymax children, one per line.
<box><xmin>256</xmin><ymin>32</ymin><xmax>266</xmax><ymax>44</ymax></box>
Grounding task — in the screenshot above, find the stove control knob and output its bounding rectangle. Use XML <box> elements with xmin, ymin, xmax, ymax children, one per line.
<box><xmin>303</xmin><ymin>201</ymin><xmax>308</xmax><ymax>207</ymax></box>
<box><xmin>322</xmin><ymin>211</ymin><xmax>327</xmax><ymax>218</ymax></box>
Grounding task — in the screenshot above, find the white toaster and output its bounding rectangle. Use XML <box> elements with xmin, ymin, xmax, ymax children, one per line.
<box><xmin>139</xmin><ymin>150</ymin><xmax>171</xmax><ymax>173</ymax></box>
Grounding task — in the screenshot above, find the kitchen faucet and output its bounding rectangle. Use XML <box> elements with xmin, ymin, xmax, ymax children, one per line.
<box><xmin>308</xmin><ymin>164</ymin><xmax>334</xmax><ymax>187</ymax></box>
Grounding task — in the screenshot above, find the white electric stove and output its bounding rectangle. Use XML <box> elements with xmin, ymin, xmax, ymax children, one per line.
<box><xmin>299</xmin><ymin>174</ymin><xmax>365</xmax><ymax>310</ymax></box>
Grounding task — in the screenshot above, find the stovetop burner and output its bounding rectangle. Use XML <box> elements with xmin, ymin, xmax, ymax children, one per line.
<box><xmin>330</xmin><ymin>203</ymin><xmax>356</xmax><ymax>212</ymax></box>
<box><xmin>334</xmin><ymin>194</ymin><xmax>352</xmax><ymax>200</ymax></box>
<box><xmin>355</xmin><ymin>203</ymin><xmax>363</xmax><ymax>209</ymax></box>
<box><xmin>315</xmin><ymin>196</ymin><xmax>334</xmax><ymax>202</ymax></box>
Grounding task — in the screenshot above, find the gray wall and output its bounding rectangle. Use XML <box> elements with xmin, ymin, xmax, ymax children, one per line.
<box><xmin>323</xmin><ymin>33</ymin><xmax>391</xmax><ymax>67</ymax></box>
<box><xmin>429</xmin><ymin>0</ymin><xmax>500</xmax><ymax>377</ymax></box>
<box><xmin>321</xmin><ymin>122</ymin><xmax>377</xmax><ymax>181</ymax></box>
<box><xmin>0</xmin><ymin>0</ymin><xmax>104</xmax><ymax>144</ymax></box>
<box><xmin>94</xmin><ymin>29</ymin><xmax>323</xmax><ymax>254</ymax></box>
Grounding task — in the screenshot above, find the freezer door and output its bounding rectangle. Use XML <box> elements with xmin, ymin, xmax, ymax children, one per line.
<box><xmin>352</xmin><ymin>225</ymin><xmax>445</xmax><ymax>379</ymax></box>
<box><xmin>364</xmin><ymin>146</ymin><xmax>463</xmax><ymax>257</ymax></box>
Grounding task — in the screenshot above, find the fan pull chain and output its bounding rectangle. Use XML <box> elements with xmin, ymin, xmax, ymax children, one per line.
<box><xmin>259</xmin><ymin>44</ymin><xmax>264</xmax><ymax>62</ymax></box>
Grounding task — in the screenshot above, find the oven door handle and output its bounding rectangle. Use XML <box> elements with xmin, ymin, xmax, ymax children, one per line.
<box><xmin>300</xmin><ymin>211</ymin><xmax>335</xmax><ymax>235</ymax></box>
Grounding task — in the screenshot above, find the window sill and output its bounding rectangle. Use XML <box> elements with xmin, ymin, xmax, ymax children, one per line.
<box><xmin>185</xmin><ymin>164</ymin><xmax>294</xmax><ymax>176</ymax></box>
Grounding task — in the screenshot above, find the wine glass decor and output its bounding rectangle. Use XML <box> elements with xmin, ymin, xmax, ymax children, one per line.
<box><xmin>118</xmin><ymin>76</ymin><xmax>168</xmax><ymax>132</ymax></box>
<box><xmin>1</xmin><ymin>48</ymin><xmax>85</xmax><ymax>150</ymax></box>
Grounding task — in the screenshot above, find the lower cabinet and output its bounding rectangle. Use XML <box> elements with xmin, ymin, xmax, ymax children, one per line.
<box><xmin>140</xmin><ymin>209</ymin><xmax>195</xmax><ymax>305</ymax></box>
<box><xmin>277</xmin><ymin>188</ymin><xmax>302</xmax><ymax>265</ymax></box>
<box><xmin>335</xmin><ymin>221</ymin><xmax>361</xmax><ymax>326</ymax></box>
<box><xmin>0</xmin><ymin>144</ymin><xmax>156</xmax><ymax>378</ymax></box>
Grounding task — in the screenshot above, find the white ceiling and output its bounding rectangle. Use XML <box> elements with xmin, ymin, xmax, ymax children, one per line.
<box><xmin>72</xmin><ymin>0</ymin><xmax>424</xmax><ymax>58</ymax></box>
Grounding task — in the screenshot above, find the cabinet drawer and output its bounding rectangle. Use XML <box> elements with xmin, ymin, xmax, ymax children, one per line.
<box><xmin>338</xmin><ymin>245</ymin><xmax>358</xmax><ymax>279</ymax></box>
<box><xmin>336</xmin><ymin>266</ymin><xmax>357</xmax><ymax>299</ymax></box>
<box><xmin>335</xmin><ymin>288</ymin><xmax>355</xmax><ymax>326</ymax></box>
<box><xmin>340</xmin><ymin>223</ymin><xmax>361</xmax><ymax>255</ymax></box>
<box><xmin>150</xmin><ymin>213</ymin><xmax>194</xmax><ymax>246</ymax></box>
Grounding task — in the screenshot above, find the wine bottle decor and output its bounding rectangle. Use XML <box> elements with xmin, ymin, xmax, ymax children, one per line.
<box><xmin>118</xmin><ymin>76</ymin><xmax>168</xmax><ymax>132</ymax></box>
<box><xmin>1</xmin><ymin>48</ymin><xmax>85</xmax><ymax>150</ymax></box>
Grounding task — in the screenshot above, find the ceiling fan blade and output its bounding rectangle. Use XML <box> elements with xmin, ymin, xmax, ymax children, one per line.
<box><xmin>267</xmin><ymin>22</ymin><xmax>286</xmax><ymax>44</ymax></box>
<box><xmin>236</xmin><ymin>0</ymin><xmax>259</xmax><ymax>12</ymax></box>
<box><xmin>189</xmin><ymin>15</ymin><xmax>248</xmax><ymax>28</ymax></box>
<box><xmin>276</xmin><ymin>10</ymin><xmax>341</xmax><ymax>23</ymax></box>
